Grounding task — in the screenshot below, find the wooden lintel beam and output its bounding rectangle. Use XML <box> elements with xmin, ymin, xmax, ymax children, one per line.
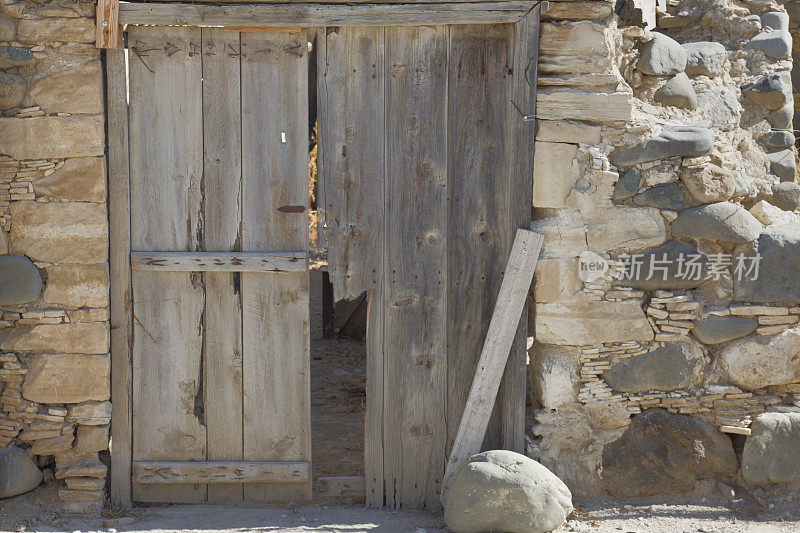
<box><xmin>96</xmin><ymin>0</ymin><xmax>120</xmax><ymax>49</ymax></box>
<box><xmin>118</xmin><ymin>1</ymin><xmax>534</xmax><ymax>28</ymax></box>
<box><xmin>130</xmin><ymin>251</ymin><xmax>308</xmax><ymax>272</ymax></box>
<box><xmin>132</xmin><ymin>461</ymin><xmax>311</xmax><ymax>484</ymax></box>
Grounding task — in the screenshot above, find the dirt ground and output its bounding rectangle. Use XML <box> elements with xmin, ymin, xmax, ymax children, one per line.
<box><xmin>2</xmin><ymin>268</ymin><xmax>800</xmax><ymax>532</ymax></box>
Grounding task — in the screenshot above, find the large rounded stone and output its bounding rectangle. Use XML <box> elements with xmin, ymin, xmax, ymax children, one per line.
<box><xmin>671</xmin><ymin>202</ymin><xmax>763</xmax><ymax>243</ymax></box>
<box><xmin>616</xmin><ymin>240</ymin><xmax>709</xmax><ymax>290</ymax></box>
<box><xmin>742</xmin><ymin>411</ymin><xmax>800</xmax><ymax>484</ymax></box>
<box><xmin>763</xmin><ymin>130</ymin><xmax>795</xmax><ymax>149</ymax></box>
<box><xmin>0</xmin><ymin>71</ymin><xmax>26</xmax><ymax>111</ymax></box>
<box><xmin>680</xmin><ymin>164</ymin><xmax>736</xmax><ymax>204</ymax></box>
<box><xmin>609</xmin><ymin>126</ymin><xmax>714</xmax><ymax>168</ymax></box>
<box><xmin>692</xmin><ymin>315</ymin><xmax>758</xmax><ymax>344</ymax></box>
<box><xmin>761</xmin><ymin>12</ymin><xmax>789</xmax><ymax>31</ymax></box>
<box><xmin>718</xmin><ymin>325</ymin><xmax>800</xmax><ymax>389</ymax></box>
<box><xmin>769</xmin><ymin>104</ymin><xmax>793</xmax><ymax>129</ymax></box>
<box><xmin>633</xmin><ymin>183</ymin><xmax>685</xmax><ymax>210</ymax></box>
<box><xmin>0</xmin><ymin>254</ymin><xmax>43</xmax><ymax>306</ymax></box>
<box><xmin>444</xmin><ymin>450</ymin><xmax>573</xmax><ymax>533</ymax></box>
<box><xmin>602</xmin><ymin>342</ymin><xmax>705</xmax><ymax>393</ymax></box>
<box><xmin>743</xmin><ymin>30</ymin><xmax>792</xmax><ymax>60</ymax></box>
<box><xmin>765</xmin><ymin>150</ymin><xmax>796</xmax><ymax>181</ymax></box>
<box><xmin>638</xmin><ymin>33</ymin><xmax>687</xmax><ymax>76</ymax></box>
<box><xmin>772</xmin><ymin>182</ymin><xmax>800</xmax><ymax>211</ymax></box>
<box><xmin>0</xmin><ymin>447</ymin><xmax>43</xmax><ymax>498</ymax></box>
<box><xmin>735</xmin><ymin>223</ymin><xmax>800</xmax><ymax>304</ymax></box>
<box><xmin>742</xmin><ymin>72</ymin><xmax>791</xmax><ymax>110</ymax></box>
<box><xmin>654</xmin><ymin>72</ymin><xmax>697</xmax><ymax>109</ymax></box>
<box><xmin>601</xmin><ymin>409</ymin><xmax>738</xmax><ymax>497</ymax></box>
<box><xmin>683</xmin><ymin>41</ymin><xmax>726</xmax><ymax>78</ymax></box>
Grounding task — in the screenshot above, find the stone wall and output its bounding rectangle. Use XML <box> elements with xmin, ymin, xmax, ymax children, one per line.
<box><xmin>530</xmin><ymin>0</ymin><xmax>800</xmax><ymax>498</ymax></box>
<box><xmin>0</xmin><ymin>0</ymin><xmax>108</xmax><ymax>511</ymax></box>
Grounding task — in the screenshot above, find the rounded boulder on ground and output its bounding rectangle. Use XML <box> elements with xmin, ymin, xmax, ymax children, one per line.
<box><xmin>0</xmin><ymin>446</ymin><xmax>43</xmax><ymax>498</ymax></box>
<box><xmin>444</xmin><ymin>450</ymin><xmax>573</xmax><ymax>533</ymax></box>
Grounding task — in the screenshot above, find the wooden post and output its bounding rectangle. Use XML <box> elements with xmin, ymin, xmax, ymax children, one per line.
<box><xmin>440</xmin><ymin>229</ymin><xmax>543</xmax><ymax>505</ymax></box>
<box><xmin>96</xmin><ymin>0</ymin><xmax>120</xmax><ymax>49</ymax></box>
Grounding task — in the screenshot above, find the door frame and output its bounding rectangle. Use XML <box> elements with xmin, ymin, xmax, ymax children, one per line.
<box><xmin>107</xmin><ymin>1</ymin><xmax>540</xmax><ymax>506</ymax></box>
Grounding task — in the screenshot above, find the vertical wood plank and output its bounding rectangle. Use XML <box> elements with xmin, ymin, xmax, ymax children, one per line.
<box><xmin>318</xmin><ymin>27</ymin><xmax>385</xmax><ymax>302</ymax></box>
<box><xmin>318</xmin><ymin>25</ymin><xmax>386</xmax><ymax>507</ymax></box>
<box><xmin>240</xmin><ymin>28</ymin><xmax>311</xmax><ymax>503</ymax></box>
<box><xmin>501</xmin><ymin>7</ymin><xmax>539</xmax><ymax>453</ymax></box>
<box><xmin>384</xmin><ymin>25</ymin><xmax>449</xmax><ymax>510</ymax></box>
<box><xmin>446</xmin><ymin>23</ymin><xmax>517</xmax><ymax>455</ymax></box>
<box><xmin>128</xmin><ymin>26</ymin><xmax>207</xmax><ymax>504</ymax></box>
<box><xmin>201</xmin><ymin>27</ymin><xmax>244</xmax><ymax>503</ymax></box>
<box><xmin>96</xmin><ymin>0</ymin><xmax>119</xmax><ymax>49</ymax></box>
<box><xmin>107</xmin><ymin>45</ymin><xmax>132</xmax><ymax>507</ymax></box>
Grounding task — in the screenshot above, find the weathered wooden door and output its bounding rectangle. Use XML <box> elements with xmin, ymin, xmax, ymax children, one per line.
<box><xmin>122</xmin><ymin>26</ymin><xmax>311</xmax><ymax>503</ymax></box>
<box><xmin>318</xmin><ymin>11</ymin><xmax>538</xmax><ymax>510</ymax></box>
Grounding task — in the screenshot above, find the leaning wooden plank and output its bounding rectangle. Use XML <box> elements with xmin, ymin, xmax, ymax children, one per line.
<box><xmin>132</xmin><ymin>461</ymin><xmax>310</xmax><ymax>484</ymax></box>
<box><xmin>118</xmin><ymin>2</ymin><xmax>532</xmax><ymax>27</ymax></box>
<box><xmin>316</xmin><ymin>476</ymin><xmax>366</xmax><ymax>499</ymax></box>
<box><xmin>202</xmin><ymin>27</ymin><xmax>244</xmax><ymax>504</ymax></box>
<box><xmin>128</xmin><ymin>25</ymin><xmax>207</xmax><ymax>504</ymax></box>
<box><xmin>384</xmin><ymin>25</ymin><xmax>449</xmax><ymax>510</ymax></box>
<box><xmin>240</xmin><ymin>29</ymin><xmax>312</xmax><ymax>503</ymax></box>
<box><xmin>106</xmin><ymin>47</ymin><xmax>132</xmax><ymax>508</ymax></box>
<box><xmin>96</xmin><ymin>0</ymin><xmax>120</xmax><ymax>48</ymax></box>
<box><xmin>130</xmin><ymin>252</ymin><xmax>307</xmax><ymax>272</ymax></box>
<box><xmin>440</xmin><ymin>229</ymin><xmax>544</xmax><ymax>505</ymax></box>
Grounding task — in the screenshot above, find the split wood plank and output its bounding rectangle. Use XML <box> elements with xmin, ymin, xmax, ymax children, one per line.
<box><xmin>240</xmin><ymin>29</ymin><xmax>312</xmax><ymax>503</ymax></box>
<box><xmin>128</xmin><ymin>25</ymin><xmax>207</xmax><ymax>504</ymax></box>
<box><xmin>201</xmin><ymin>27</ymin><xmax>244</xmax><ymax>503</ymax></box>
<box><xmin>130</xmin><ymin>251</ymin><xmax>307</xmax><ymax>272</ymax></box>
<box><xmin>384</xmin><ymin>25</ymin><xmax>449</xmax><ymax>511</ymax></box>
<box><xmin>106</xmin><ymin>46</ymin><xmax>132</xmax><ymax>507</ymax></box>
<box><xmin>315</xmin><ymin>476</ymin><xmax>366</xmax><ymax>498</ymax></box>
<box><xmin>132</xmin><ymin>461</ymin><xmax>310</xmax><ymax>484</ymax></box>
<box><xmin>96</xmin><ymin>0</ymin><xmax>120</xmax><ymax>48</ymax></box>
<box><xmin>440</xmin><ymin>228</ymin><xmax>544</xmax><ymax>505</ymax></box>
<box><xmin>501</xmin><ymin>4</ymin><xmax>540</xmax><ymax>451</ymax></box>
<box><xmin>118</xmin><ymin>2</ymin><xmax>533</xmax><ymax>28</ymax></box>
<box><xmin>446</xmin><ymin>23</ymin><xmax>516</xmax><ymax>456</ymax></box>
<box><xmin>317</xmin><ymin>26</ymin><xmax>387</xmax><ymax>507</ymax></box>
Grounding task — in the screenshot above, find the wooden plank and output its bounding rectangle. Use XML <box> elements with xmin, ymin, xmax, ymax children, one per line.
<box><xmin>317</xmin><ymin>26</ymin><xmax>386</xmax><ymax>507</ymax></box>
<box><xmin>132</xmin><ymin>461</ymin><xmax>310</xmax><ymax>484</ymax></box>
<box><xmin>446</xmin><ymin>23</ymin><xmax>516</xmax><ymax>458</ymax></box>
<box><xmin>440</xmin><ymin>229</ymin><xmax>544</xmax><ymax>505</ymax></box>
<box><xmin>201</xmin><ymin>27</ymin><xmax>244</xmax><ymax>504</ymax></box>
<box><xmin>315</xmin><ymin>476</ymin><xmax>365</xmax><ymax>498</ymax></box>
<box><xmin>127</xmin><ymin>25</ymin><xmax>207</xmax><ymax>504</ymax></box>
<box><xmin>106</xmin><ymin>46</ymin><xmax>132</xmax><ymax>507</ymax></box>
<box><xmin>383</xmin><ymin>25</ymin><xmax>448</xmax><ymax>510</ymax></box>
<box><xmin>240</xmin><ymin>29</ymin><xmax>311</xmax><ymax>503</ymax></box>
<box><xmin>96</xmin><ymin>0</ymin><xmax>120</xmax><ymax>48</ymax></box>
<box><xmin>500</xmin><ymin>5</ymin><xmax>539</xmax><ymax>452</ymax></box>
<box><xmin>118</xmin><ymin>2</ymin><xmax>532</xmax><ymax>27</ymax></box>
<box><xmin>130</xmin><ymin>252</ymin><xmax>307</xmax><ymax>272</ymax></box>
<box><xmin>318</xmin><ymin>26</ymin><xmax>385</xmax><ymax>301</ymax></box>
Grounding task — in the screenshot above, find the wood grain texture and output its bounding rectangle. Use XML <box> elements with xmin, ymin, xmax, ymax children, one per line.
<box><xmin>446</xmin><ymin>23</ymin><xmax>515</xmax><ymax>457</ymax></box>
<box><xmin>315</xmin><ymin>476</ymin><xmax>365</xmax><ymax>498</ymax></box>
<box><xmin>96</xmin><ymin>0</ymin><xmax>120</xmax><ymax>48</ymax></box>
<box><xmin>119</xmin><ymin>2</ymin><xmax>532</xmax><ymax>27</ymax></box>
<box><xmin>383</xmin><ymin>25</ymin><xmax>449</xmax><ymax>510</ymax></box>
<box><xmin>501</xmin><ymin>5</ymin><xmax>539</xmax><ymax>452</ymax></box>
<box><xmin>106</xmin><ymin>46</ymin><xmax>132</xmax><ymax>507</ymax></box>
<box><xmin>128</xmin><ymin>25</ymin><xmax>207</xmax><ymax>504</ymax></box>
<box><xmin>130</xmin><ymin>252</ymin><xmax>307</xmax><ymax>272</ymax></box>
<box><xmin>317</xmin><ymin>27</ymin><xmax>384</xmax><ymax>301</ymax></box>
<box><xmin>441</xmin><ymin>229</ymin><xmax>543</xmax><ymax>504</ymax></box>
<box><xmin>132</xmin><ymin>461</ymin><xmax>310</xmax><ymax>484</ymax></box>
<box><xmin>201</xmin><ymin>27</ymin><xmax>244</xmax><ymax>503</ymax></box>
<box><xmin>240</xmin><ymin>29</ymin><xmax>311</xmax><ymax>503</ymax></box>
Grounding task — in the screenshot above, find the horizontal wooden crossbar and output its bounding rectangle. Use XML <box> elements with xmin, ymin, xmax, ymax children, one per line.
<box><xmin>118</xmin><ymin>1</ymin><xmax>534</xmax><ymax>27</ymax></box>
<box><xmin>132</xmin><ymin>461</ymin><xmax>311</xmax><ymax>484</ymax></box>
<box><xmin>130</xmin><ymin>251</ymin><xmax>307</xmax><ymax>272</ymax></box>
